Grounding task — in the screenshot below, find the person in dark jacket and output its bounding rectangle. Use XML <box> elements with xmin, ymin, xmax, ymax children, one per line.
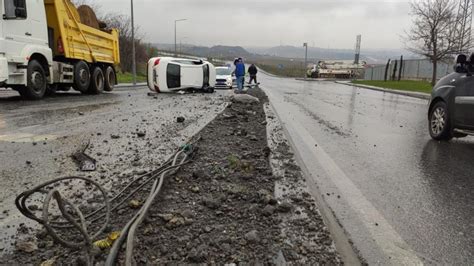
<box><xmin>248</xmin><ymin>64</ymin><xmax>258</xmax><ymax>84</ymax></box>
<box><xmin>234</xmin><ymin>58</ymin><xmax>246</xmax><ymax>92</ymax></box>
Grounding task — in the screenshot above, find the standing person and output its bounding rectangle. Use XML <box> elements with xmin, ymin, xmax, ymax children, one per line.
<box><xmin>234</xmin><ymin>58</ymin><xmax>246</xmax><ymax>93</ymax></box>
<box><xmin>248</xmin><ymin>64</ymin><xmax>258</xmax><ymax>84</ymax></box>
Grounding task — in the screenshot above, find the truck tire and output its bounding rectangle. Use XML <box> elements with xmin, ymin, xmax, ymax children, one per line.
<box><xmin>73</xmin><ymin>61</ymin><xmax>91</xmax><ymax>93</ymax></box>
<box><xmin>89</xmin><ymin>67</ymin><xmax>104</xmax><ymax>94</ymax></box>
<box><xmin>104</xmin><ymin>66</ymin><xmax>115</xmax><ymax>92</ymax></box>
<box><xmin>18</xmin><ymin>60</ymin><xmax>47</xmax><ymax>100</ymax></box>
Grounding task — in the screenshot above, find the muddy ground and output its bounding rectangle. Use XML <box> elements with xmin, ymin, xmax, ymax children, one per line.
<box><xmin>0</xmin><ymin>88</ymin><xmax>342</xmax><ymax>265</ymax></box>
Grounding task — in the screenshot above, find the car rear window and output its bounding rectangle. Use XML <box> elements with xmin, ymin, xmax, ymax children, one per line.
<box><xmin>167</xmin><ymin>63</ymin><xmax>181</xmax><ymax>89</ymax></box>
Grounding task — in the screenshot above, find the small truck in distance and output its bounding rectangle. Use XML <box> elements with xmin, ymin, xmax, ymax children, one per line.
<box><xmin>0</xmin><ymin>0</ymin><xmax>120</xmax><ymax>99</ymax></box>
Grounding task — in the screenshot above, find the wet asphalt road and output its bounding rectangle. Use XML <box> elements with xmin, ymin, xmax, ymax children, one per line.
<box><xmin>0</xmin><ymin>87</ymin><xmax>228</xmax><ymax>252</ymax></box>
<box><xmin>260</xmin><ymin>73</ymin><xmax>473</xmax><ymax>264</ymax></box>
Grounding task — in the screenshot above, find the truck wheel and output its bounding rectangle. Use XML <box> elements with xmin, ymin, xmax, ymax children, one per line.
<box><xmin>73</xmin><ymin>61</ymin><xmax>91</xmax><ymax>93</ymax></box>
<box><xmin>89</xmin><ymin>67</ymin><xmax>104</xmax><ymax>94</ymax></box>
<box><xmin>104</xmin><ymin>66</ymin><xmax>115</xmax><ymax>92</ymax></box>
<box><xmin>18</xmin><ymin>60</ymin><xmax>47</xmax><ymax>100</ymax></box>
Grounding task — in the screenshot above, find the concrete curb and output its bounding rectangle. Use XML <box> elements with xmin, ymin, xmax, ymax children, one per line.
<box><xmin>336</xmin><ymin>81</ymin><xmax>431</xmax><ymax>100</ymax></box>
<box><xmin>116</xmin><ymin>82</ymin><xmax>147</xmax><ymax>88</ymax></box>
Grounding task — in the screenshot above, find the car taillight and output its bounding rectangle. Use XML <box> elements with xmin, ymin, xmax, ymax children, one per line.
<box><xmin>57</xmin><ymin>38</ymin><xmax>64</xmax><ymax>54</ymax></box>
<box><xmin>154</xmin><ymin>58</ymin><xmax>160</xmax><ymax>66</ymax></box>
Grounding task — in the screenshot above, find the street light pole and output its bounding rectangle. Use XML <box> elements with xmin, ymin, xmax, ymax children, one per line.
<box><xmin>303</xmin><ymin>43</ymin><xmax>308</xmax><ymax>80</ymax></box>
<box><xmin>131</xmin><ymin>0</ymin><xmax>136</xmax><ymax>85</ymax></box>
<box><xmin>174</xmin><ymin>19</ymin><xmax>187</xmax><ymax>57</ymax></box>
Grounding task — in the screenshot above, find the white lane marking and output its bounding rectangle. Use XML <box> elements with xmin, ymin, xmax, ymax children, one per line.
<box><xmin>0</xmin><ymin>133</ymin><xmax>58</xmax><ymax>143</ymax></box>
<box><xmin>264</xmin><ymin>87</ymin><xmax>423</xmax><ymax>265</ymax></box>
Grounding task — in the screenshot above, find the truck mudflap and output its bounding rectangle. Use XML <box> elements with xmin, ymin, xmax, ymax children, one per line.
<box><xmin>0</xmin><ymin>56</ymin><xmax>8</xmax><ymax>83</ymax></box>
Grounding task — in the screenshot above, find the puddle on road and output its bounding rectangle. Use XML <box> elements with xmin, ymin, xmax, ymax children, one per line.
<box><xmin>3</xmin><ymin>101</ymin><xmax>120</xmax><ymax>130</ymax></box>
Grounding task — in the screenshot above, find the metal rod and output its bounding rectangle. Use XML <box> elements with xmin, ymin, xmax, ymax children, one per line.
<box><xmin>131</xmin><ymin>0</ymin><xmax>136</xmax><ymax>85</ymax></box>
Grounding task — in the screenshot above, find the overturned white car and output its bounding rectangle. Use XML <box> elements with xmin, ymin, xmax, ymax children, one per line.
<box><xmin>147</xmin><ymin>57</ymin><xmax>216</xmax><ymax>93</ymax></box>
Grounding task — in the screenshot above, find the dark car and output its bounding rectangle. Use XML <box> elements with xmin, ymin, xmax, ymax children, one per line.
<box><xmin>428</xmin><ymin>54</ymin><xmax>474</xmax><ymax>140</ymax></box>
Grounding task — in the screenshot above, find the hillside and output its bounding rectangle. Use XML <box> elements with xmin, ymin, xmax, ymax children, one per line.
<box><xmin>153</xmin><ymin>43</ymin><xmax>251</xmax><ymax>59</ymax></box>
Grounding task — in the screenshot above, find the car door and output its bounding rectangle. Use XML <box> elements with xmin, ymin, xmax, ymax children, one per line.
<box><xmin>454</xmin><ymin>74</ymin><xmax>474</xmax><ymax>129</ymax></box>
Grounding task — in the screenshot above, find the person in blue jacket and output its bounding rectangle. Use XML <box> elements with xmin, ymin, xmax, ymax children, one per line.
<box><xmin>234</xmin><ymin>58</ymin><xmax>246</xmax><ymax>92</ymax></box>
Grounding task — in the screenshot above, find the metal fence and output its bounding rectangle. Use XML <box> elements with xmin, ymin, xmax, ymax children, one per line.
<box><xmin>364</xmin><ymin>59</ymin><xmax>454</xmax><ymax>81</ymax></box>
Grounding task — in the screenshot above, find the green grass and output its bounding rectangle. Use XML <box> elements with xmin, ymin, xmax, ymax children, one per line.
<box><xmin>351</xmin><ymin>80</ymin><xmax>433</xmax><ymax>94</ymax></box>
<box><xmin>257</xmin><ymin>64</ymin><xmax>306</xmax><ymax>78</ymax></box>
<box><xmin>117</xmin><ymin>72</ymin><xmax>147</xmax><ymax>84</ymax></box>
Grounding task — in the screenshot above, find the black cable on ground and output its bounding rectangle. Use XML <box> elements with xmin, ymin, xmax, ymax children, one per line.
<box><xmin>15</xmin><ymin>143</ymin><xmax>195</xmax><ymax>266</ymax></box>
<box><xmin>105</xmin><ymin>147</ymin><xmax>194</xmax><ymax>266</ymax></box>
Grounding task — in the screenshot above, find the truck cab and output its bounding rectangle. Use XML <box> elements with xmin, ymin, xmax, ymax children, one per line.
<box><xmin>0</xmin><ymin>0</ymin><xmax>53</xmax><ymax>89</ymax></box>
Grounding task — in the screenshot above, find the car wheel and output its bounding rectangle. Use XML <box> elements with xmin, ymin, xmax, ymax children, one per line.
<box><xmin>73</xmin><ymin>61</ymin><xmax>91</xmax><ymax>93</ymax></box>
<box><xmin>206</xmin><ymin>87</ymin><xmax>215</xmax><ymax>93</ymax></box>
<box><xmin>18</xmin><ymin>60</ymin><xmax>47</xmax><ymax>100</ymax></box>
<box><xmin>429</xmin><ymin>101</ymin><xmax>453</xmax><ymax>141</ymax></box>
<box><xmin>88</xmin><ymin>67</ymin><xmax>105</xmax><ymax>94</ymax></box>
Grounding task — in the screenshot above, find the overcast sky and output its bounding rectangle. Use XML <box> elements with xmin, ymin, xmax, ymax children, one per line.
<box><xmin>96</xmin><ymin>0</ymin><xmax>412</xmax><ymax>50</ymax></box>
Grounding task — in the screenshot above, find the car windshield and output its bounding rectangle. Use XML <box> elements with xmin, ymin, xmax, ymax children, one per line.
<box><xmin>216</xmin><ymin>68</ymin><xmax>231</xmax><ymax>76</ymax></box>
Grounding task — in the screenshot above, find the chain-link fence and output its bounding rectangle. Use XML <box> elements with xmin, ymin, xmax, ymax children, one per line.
<box><xmin>364</xmin><ymin>58</ymin><xmax>454</xmax><ymax>81</ymax></box>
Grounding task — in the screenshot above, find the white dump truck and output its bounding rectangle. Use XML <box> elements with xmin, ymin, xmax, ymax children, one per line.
<box><xmin>308</xmin><ymin>60</ymin><xmax>366</xmax><ymax>79</ymax></box>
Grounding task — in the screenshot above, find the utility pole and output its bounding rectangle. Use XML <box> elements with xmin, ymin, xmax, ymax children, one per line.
<box><xmin>131</xmin><ymin>0</ymin><xmax>136</xmax><ymax>85</ymax></box>
<box><xmin>303</xmin><ymin>43</ymin><xmax>308</xmax><ymax>80</ymax></box>
<box><xmin>354</xmin><ymin>35</ymin><xmax>362</xmax><ymax>64</ymax></box>
<box><xmin>174</xmin><ymin>19</ymin><xmax>187</xmax><ymax>57</ymax></box>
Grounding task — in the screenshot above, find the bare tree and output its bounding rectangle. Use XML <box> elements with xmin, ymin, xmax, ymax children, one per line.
<box><xmin>102</xmin><ymin>13</ymin><xmax>148</xmax><ymax>73</ymax></box>
<box><xmin>405</xmin><ymin>0</ymin><xmax>460</xmax><ymax>85</ymax></box>
<box><xmin>69</xmin><ymin>0</ymin><xmax>153</xmax><ymax>74</ymax></box>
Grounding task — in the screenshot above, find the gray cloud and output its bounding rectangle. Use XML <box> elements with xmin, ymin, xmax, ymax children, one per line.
<box><xmin>96</xmin><ymin>0</ymin><xmax>412</xmax><ymax>49</ymax></box>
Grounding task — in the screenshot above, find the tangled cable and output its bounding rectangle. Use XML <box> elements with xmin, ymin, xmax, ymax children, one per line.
<box><xmin>15</xmin><ymin>143</ymin><xmax>195</xmax><ymax>266</ymax></box>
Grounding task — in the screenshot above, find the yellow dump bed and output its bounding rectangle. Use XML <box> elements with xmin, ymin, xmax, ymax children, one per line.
<box><xmin>44</xmin><ymin>0</ymin><xmax>120</xmax><ymax>65</ymax></box>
